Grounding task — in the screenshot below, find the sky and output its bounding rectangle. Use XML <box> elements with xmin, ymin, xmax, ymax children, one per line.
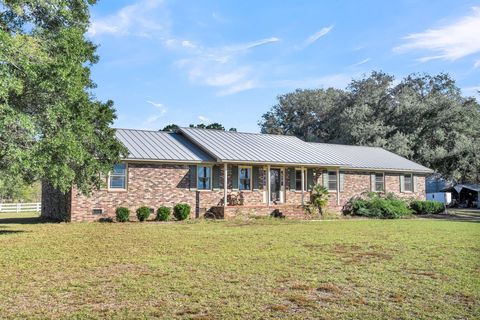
<box><xmin>87</xmin><ymin>0</ymin><xmax>480</xmax><ymax>132</ymax></box>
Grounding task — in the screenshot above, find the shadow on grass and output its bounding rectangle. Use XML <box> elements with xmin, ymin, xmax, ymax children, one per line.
<box><xmin>420</xmin><ymin>209</ymin><xmax>480</xmax><ymax>223</ymax></box>
<box><xmin>0</xmin><ymin>216</ymin><xmax>42</xmax><ymax>225</ymax></box>
<box><xmin>0</xmin><ymin>229</ymin><xmax>26</xmax><ymax>235</ymax></box>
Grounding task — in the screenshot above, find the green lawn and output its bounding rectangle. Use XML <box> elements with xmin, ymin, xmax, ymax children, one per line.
<box><xmin>0</xmin><ymin>213</ymin><xmax>478</xmax><ymax>319</ymax></box>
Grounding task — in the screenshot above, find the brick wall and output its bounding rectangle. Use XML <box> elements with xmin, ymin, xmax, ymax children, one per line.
<box><xmin>42</xmin><ymin>162</ymin><xmax>427</xmax><ymax>221</ymax></box>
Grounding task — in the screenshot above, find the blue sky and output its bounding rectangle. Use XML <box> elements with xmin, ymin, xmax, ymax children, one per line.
<box><xmin>88</xmin><ymin>0</ymin><xmax>480</xmax><ymax>132</ymax></box>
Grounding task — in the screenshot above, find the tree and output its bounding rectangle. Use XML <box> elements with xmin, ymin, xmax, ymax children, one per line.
<box><xmin>161</xmin><ymin>124</ymin><xmax>179</xmax><ymax>132</ymax></box>
<box><xmin>162</xmin><ymin>123</ymin><xmax>237</xmax><ymax>131</ymax></box>
<box><xmin>260</xmin><ymin>72</ymin><xmax>480</xmax><ymax>183</ymax></box>
<box><xmin>0</xmin><ymin>1</ymin><xmax>126</xmax><ymax>194</ymax></box>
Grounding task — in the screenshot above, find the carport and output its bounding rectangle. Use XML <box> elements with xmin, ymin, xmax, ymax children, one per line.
<box><xmin>441</xmin><ymin>184</ymin><xmax>480</xmax><ymax>208</ymax></box>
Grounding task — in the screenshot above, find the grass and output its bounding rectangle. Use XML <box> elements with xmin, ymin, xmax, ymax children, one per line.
<box><xmin>0</xmin><ymin>212</ymin><xmax>479</xmax><ymax>319</ymax></box>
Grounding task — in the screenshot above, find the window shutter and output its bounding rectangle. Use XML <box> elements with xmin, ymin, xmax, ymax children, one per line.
<box><xmin>339</xmin><ymin>172</ymin><xmax>345</xmax><ymax>192</ymax></box>
<box><xmin>400</xmin><ymin>175</ymin><xmax>405</xmax><ymax>192</ymax></box>
<box><xmin>413</xmin><ymin>175</ymin><xmax>418</xmax><ymax>193</ymax></box>
<box><xmin>289</xmin><ymin>168</ymin><xmax>296</xmax><ymax>190</ymax></box>
<box><xmin>252</xmin><ymin>166</ymin><xmax>260</xmax><ymax>190</ymax></box>
<box><xmin>322</xmin><ymin>170</ymin><xmax>328</xmax><ymax>188</ymax></box>
<box><xmin>189</xmin><ymin>165</ymin><xmax>197</xmax><ymax>190</ymax></box>
<box><xmin>307</xmin><ymin>169</ymin><xmax>314</xmax><ymax>191</ymax></box>
<box><xmin>231</xmin><ymin>165</ymin><xmax>239</xmax><ymax>190</ymax></box>
<box><xmin>370</xmin><ymin>173</ymin><xmax>376</xmax><ymax>191</ymax></box>
<box><xmin>212</xmin><ymin>165</ymin><xmax>221</xmax><ymax>190</ymax></box>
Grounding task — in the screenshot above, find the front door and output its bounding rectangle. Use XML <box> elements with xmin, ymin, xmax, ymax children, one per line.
<box><xmin>270</xmin><ymin>168</ymin><xmax>281</xmax><ymax>203</ymax></box>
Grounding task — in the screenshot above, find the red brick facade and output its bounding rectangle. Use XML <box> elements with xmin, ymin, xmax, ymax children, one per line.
<box><xmin>42</xmin><ymin>162</ymin><xmax>426</xmax><ymax>222</ymax></box>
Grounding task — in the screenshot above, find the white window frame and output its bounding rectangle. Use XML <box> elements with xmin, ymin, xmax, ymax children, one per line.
<box><xmin>108</xmin><ymin>163</ymin><xmax>128</xmax><ymax>191</ymax></box>
<box><xmin>295</xmin><ymin>168</ymin><xmax>307</xmax><ymax>192</ymax></box>
<box><xmin>197</xmin><ymin>165</ymin><xmax>212</xmax><ymax>191</ymax></box>
<box><xmin>328</xmin><ymin>171</ymin><xmax>337</xmax><ymax>191</ymax></box>
<box><xmin>238</xmin><ymin>166</ymin><xmax>252</xmax><ymax>191</ymax></box>
<box><xmin>404</xmin><ymin>173</ymin><xmax>413</xmax><ymax>192</ymax></box>
<box><xmin>375</xmin><ymin>172</ymin><xmax>385</xmax><ymax>191</ymax></box>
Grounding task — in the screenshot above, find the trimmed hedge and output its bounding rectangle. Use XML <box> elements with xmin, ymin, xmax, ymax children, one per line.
<box><xmin>156</xmin><ymin>206</ymin><xmax>171</xmax><ymax>221</ymax></box>
<box><xmin>115</xmin><ymin>207</ymin><xmax>130</xmax><ymax>222</ymax></box>
<box><xmin>410</xmin><ymin>200</ymin><xmax>444</xmax><ymax>215</ymax></box>
<box><xmin>343</xmin><ymin>192</ymin><xmax>412</xmax><ymax>219</ymax></box>
<box><xmin>136</xmin><ymin>206</ymin><xmax>151</xmax><ymax>222</ymax></box>
<box><xmin>173</xmin><ymin>203</ymin><xmax>191</xmax><ymax>221</ymax></box>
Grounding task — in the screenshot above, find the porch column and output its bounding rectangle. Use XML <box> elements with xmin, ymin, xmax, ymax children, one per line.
<box><xmin>336</xmin><ymin>168</ymin><xmax>340</xmax><ymax>206</ymax></box>
<box><xmin>267</xmin><ymin>164</ymin><xmax>271</xmax><ymax>206</ymax></box>
<box><xmin>223</xmin><ymin>163</ymin><xmax>228</xmax><ymax>207</ymax></box>
<box><xmin>301</xmin><ymin>167</ymin><xmax>305</xmax><ymax>206</ymax></box>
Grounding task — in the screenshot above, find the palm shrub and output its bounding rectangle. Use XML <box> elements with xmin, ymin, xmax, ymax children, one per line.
<box><xmin>410</xmin><ymin>200</ymin><xmax>444</xmax><ymax>215</ymax></box>
<box><xmin>156</xmin><ymin>206</ymin><xmax>171</xmax><ymax>221</ymax></box>
<box><xmin>115</xmin><ymin>207</ymin><xmax>130</xmax><ymax>222</ymax></box>
<box><xmin>136</xmin><ymin>206</ymin><xmax>151</xmax><ymax>222</ymax></box>
<box><xmin>308</xmin><ymin>184</ymin><xmax>329</xmax><ymax>216</ymax></box>
<box><xmin>173</xmin><ymin>203</ymin><xmax>191</xmax><ymax>220</ymax></box>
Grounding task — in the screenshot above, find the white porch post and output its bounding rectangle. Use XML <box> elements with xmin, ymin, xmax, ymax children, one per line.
<box><xmin>267</xmin><ymin>164</ymin><xmax>271</xmax><ymax>206</ymax></box>
<box><xmin>336</xmin><ymin>168</ymin><xmax>340</xmax><ymax>206</ymax></box>
<box><xmin>301</xmin><ymin>167</ymin><xmax>305</xmax><ymax>206</ymax></box>
<box><xmin>223</xmin><ymin>163</ymin><xmax>228</xmax><ymax>207</ymax></box>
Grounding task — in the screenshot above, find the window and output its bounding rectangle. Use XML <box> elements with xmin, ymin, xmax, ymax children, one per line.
<box><xmin>239</xmin><ymin>166</ymin><xmax>252</xmax><ymax>190</ymax></box>
<box><xmin>109</xmin><ymin>163</ymin><xmax>127</xmax><ymax>189</ymax></box>
<box><xmin>375</xmin><ymin>173</ymin><xmax>384</xmax><ymax>191</ymax></box>
<box><xmin>404</xmin><ymin>174</ymin><xmax>413</xmax><ymax>192</ymax></box>
<box><xmin>197</xmin><ymin>166</ymin><xmax>211</xmax><ymax>190</ymax></box>
<box><xmin>328</xmin><ymin>171</ymin><xmax>337</xmax><ymax>190</ymax></box>
<box><xmin>295</xmin><ymin>169</ymin><xmax>307</xmax><ymax>191</ymax></box>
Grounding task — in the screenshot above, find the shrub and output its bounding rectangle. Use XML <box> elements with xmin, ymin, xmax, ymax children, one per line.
<box><xmin>156</xmin><ymin>206</ymin><xmax>171</xmax><ymax>221</ymax></box>
<box><xmin>115</xmin><ymin>207</ymin><xmax>130</xmax><ymax>222</ymax></box>
<box><xmin>410</xmin><ymin>200</ymin><xmax>444</xmax><ymax>215</ymax></box>
<box><xmin>136</xmin><ymin>206</ymin><xmax>151</xmax><ymax>222</ymax></box>
<box><xmin>173</xmin><ymin>203</ymin><xmax>191</xmax><ymax>220</ymax></box>
<box><xmin>343</xmin><ymin>192</ymin><xmax>412</xmax><ymax>219</ymax></box>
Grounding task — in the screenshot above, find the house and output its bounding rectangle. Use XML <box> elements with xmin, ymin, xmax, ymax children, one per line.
<box><xmin>42</xmin><ymin>127</ymin><xmax>433</xmax><ymax>221</ymax></box>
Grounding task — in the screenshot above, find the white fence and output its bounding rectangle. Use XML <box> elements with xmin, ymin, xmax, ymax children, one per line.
<box><xmin>0</xmin><ymin>203</ymin><xmax>41</xmax><ymax>213</ymax></box>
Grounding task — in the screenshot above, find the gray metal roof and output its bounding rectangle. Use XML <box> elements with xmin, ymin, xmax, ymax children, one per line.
<box><xmin>307</xmin><ymin>142</ymin><xmax>433</xmax><ymax>173</ymax></box>
<box><xmin>114</xmin><ymin>127</ymin><xmax>433</xmax><ymax>173</ymax></box>
<box><xmin>179</xmin><ymin>127</ymin><xmax>349</xmax><ymax>166</ymax></box>
<box><xmin>115</xmin><ymin>129</ymin><xmax>215</xmax><ymax>162</ymax></box>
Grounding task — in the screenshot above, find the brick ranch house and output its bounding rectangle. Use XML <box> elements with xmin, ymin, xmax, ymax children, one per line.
<box><xmin>42</xmin><ymin>127</ymin><xmax>433</xmax><ymax>222</ymax></box>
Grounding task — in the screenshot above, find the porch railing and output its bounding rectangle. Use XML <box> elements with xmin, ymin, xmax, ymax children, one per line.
<box><xmin>0</xmin><ymin>202</ymin><xmax>41</xmax><ymax>213</ymax></box>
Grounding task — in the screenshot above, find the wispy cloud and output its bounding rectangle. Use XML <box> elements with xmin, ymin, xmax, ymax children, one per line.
<box><xmin>198</xmin><ymin>115</ymin><xmax>209</xmax><ymax>122</ymax></box>
<box><xmin>304</xmin><ymin>26</ymin><xmax>334</xmax><ymax>46</ymax></box>
<box><xmin>268</xmin><ymin>73</ymin><xmax>357</xmax><ymax>90</ymax></box>
<box><xmin>141</xmin><ymin>100</ymin><xmax>167</xmax><ymax>129</ymax></box>
<box><xmin>462</xmin><ymin>85</ymin><xmax>480</xmax><ymax>97</ymax></box>
<box><xmin>350</xmin><ymin>58</ymin><xmax>371</xmax><ymax>67</ymax></box>
<box><xmin>474</xmin><ymin>60</ymin><xmax>480</xmax><ymax>69</ymax></box>
<box><xmin>394</xmin><ymin>7</ymin><xmax>480</xmax><ymax>65</ymax></box>
<box><xmin>87</xmin><ymin>0</ymin><xmax>165</xmax><ymax>37</ymax></box>
<box><xmin>173</xmin><ymin>37</ymin><xmax>279</xmax><ymax>95</ymax></box>
<box><xmin>146</xmin><ymin>100</ymin><xmax>166</xmax><ymax>114</ymax></box>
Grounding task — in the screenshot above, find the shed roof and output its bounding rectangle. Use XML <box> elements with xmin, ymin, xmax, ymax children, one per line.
<box><xmin>115</xmin><ymin>129</ymin><xmax>215</xmax><ymax>162</ymax></box>
<box><xmin>178</xmin><ymin>127</ymin><xmax>348</xmax><ymax>166</ymax></box>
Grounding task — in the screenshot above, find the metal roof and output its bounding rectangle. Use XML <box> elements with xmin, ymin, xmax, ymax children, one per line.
<box><xmin>114</xmin><ymin>128</ymin><xmax>433</xmax><ymax>173</ymax></box>
<box><xmin>179</xmin><ymin>127</ymin><xmax>349</xmax><ymax>166</ymax></box>
<box><xmin>307</xmin><ymin>142</ymin><xmax>433</xmax><ymax>173</ymax></box>
<box><xmin>115</xmin><ymin>129</ymin><xmax>215</xmax><ymax>162</ymax></box>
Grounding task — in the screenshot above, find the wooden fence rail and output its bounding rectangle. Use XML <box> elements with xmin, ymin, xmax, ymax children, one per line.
<box><xmin>0</xmin><ymin>203</ymin><xmax>41</xmax><ymax>213</ymax></box>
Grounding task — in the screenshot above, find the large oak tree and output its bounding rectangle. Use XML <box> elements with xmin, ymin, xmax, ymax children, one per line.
<box><xmin>0</xmin><ymin>0</ymin><xmax>127</xmax><ymax>194</ymax></box>
<box><xmin>260</xmin><ymin>72</ymin><xmax>480</xmax><ymax>183</ymax></box>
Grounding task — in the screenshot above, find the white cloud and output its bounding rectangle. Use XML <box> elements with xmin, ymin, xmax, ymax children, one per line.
<box><xmin>474</xmin><ymin>60</ymin><xmax>480</xmax><ymax>69</ymax></box>
<box><xmin>173</xmin><ymin>37</ymin><xmax>279</xmax><ymax>95</ymax></box>
<box><xmin>394</xmin><ymin>7</ymin><xmax>480</xmax><ymax>63</ymax></box>
<box><xmin>88</xmin><ymin>0</ymin><xmax>165</xmax><ymax>37</ymax></box>
<box><xmin>146</xmin><ymin>100</ymin><xmax>166</xmax><ymax>114</ymax></box>
<box><xmin>198</xmin><ymin>115</ymin><xmax>209</xmax><ymax>122</ymax></box>
<box><xmin>304</xmin><ymin>26</ymin><xmax>334</xmax><ymax>46</ymax></box>
<box><xmin>350</xmin><ymin>58</ymin><xmax>371</xmax><ymax>67</ymax></box>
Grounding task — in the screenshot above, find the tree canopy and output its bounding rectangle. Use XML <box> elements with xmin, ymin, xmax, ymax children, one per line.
<box><xmin>0</xmin><ymin>0</ymin><xmax>126</xmax><ymax>194</ymax></box>
<box><xmin>260</xmin><ymin>72</ymin><xmax>480</xmax><ymax>183</ymax></box>
<box><xmin>161</xmin><ymin>123</ymin><xmax>237</xmax><ymax>132</ymax></box>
